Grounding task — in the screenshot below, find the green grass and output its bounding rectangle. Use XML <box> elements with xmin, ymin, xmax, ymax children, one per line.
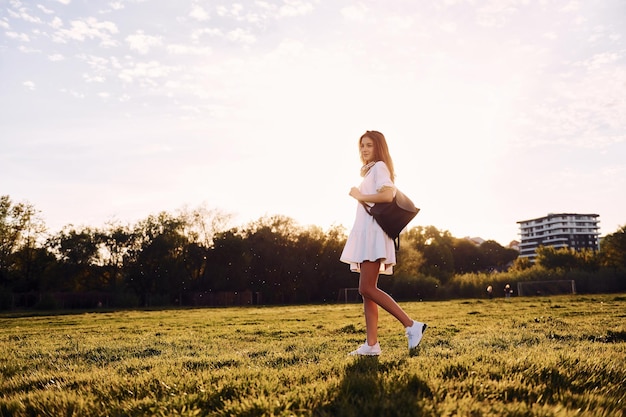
<box><xmin>1</xmin><ymin>295</ymin><xmax>625</xmax><ymax>416</ymax></box>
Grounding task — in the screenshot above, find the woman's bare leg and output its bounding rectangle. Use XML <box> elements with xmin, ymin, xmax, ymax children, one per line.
<box><xmin>359</xmin><ymin>261</ymin><xmax>413</xmax><ymax>333</ymax></box>
<box><xmin>362</xmin><ymin>296</ymin><xmax>379</xmax><ymax>346</ymax></box>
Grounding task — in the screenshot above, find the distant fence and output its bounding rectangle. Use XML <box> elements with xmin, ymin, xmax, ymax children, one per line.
<box><xmin>516</xmin><ymin>280</ymin><xmax>576</xmax><ymax>297</ymax></box>
<box><xmin>1</xmin><ymin>290</ymin><xmax>264</xmax><ymax>310</ymax></box>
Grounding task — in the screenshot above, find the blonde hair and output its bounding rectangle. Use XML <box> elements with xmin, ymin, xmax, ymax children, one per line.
<box><xmin>359</xmin><ymin>130</ymin><xmax>395</xmax><ymax>182</ymax></box>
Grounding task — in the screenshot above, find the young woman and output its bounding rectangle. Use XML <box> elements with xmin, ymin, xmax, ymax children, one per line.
<box><xmin>340</xmin><ymin>130</ymin><xmax>427</xmax><ymax>356</ymax></box>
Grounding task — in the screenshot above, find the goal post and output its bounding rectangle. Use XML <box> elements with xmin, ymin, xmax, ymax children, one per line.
<box><xmin>516</xmin><ymin>280</ymin><xmax>576</xmax><ymax>297</ymax></box>
<box><xmin>337</xmin><ymin>288</ymin><xmax>361</xmax><ymax>303</ymax></box>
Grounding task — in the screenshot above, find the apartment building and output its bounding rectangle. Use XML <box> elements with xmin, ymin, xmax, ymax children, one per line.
<box><xmin>517</xmin><ymin>213</ymin><xmax>600</xmax><ymax>259</ymax></box>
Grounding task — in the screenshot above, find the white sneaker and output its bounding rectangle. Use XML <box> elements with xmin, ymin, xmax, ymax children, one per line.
<box><xmin>349</xmin><ymin>342</ymin><xmax>381</xmax><ymax>356</ymax></box>
<box><xmin>406</xmin><ymin>320</ymin><xmax>428</xmax><ymax>350</ymax></box>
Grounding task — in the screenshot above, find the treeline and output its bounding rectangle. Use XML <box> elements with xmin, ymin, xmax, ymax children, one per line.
<box><xmin>1</xmin><ymin>195</ymin><xmax>625</xmax><ymax>310</ymax></box>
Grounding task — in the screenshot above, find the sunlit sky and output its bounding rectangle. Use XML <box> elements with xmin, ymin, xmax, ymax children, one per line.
<box><xmin>1</xmin><ymin>0</ymin><xmax>625</xmax><ymax>246</ymax></box>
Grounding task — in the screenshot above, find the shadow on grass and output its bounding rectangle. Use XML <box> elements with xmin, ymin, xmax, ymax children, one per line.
<box><xmin>315</xmin><ymin>356</ymin><xmax>432</xmax><ymax>417</ymax></box>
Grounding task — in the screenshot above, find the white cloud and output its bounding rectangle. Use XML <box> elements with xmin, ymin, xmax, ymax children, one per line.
<box><xmin>118</xmin><ymin>61</ymin><xmax>178</xmax><ymax>85</ymax></box>
<box><xmin>439</xmin><ymin>21</ymin><xmax>457</xmax><ymax>33</ymax></box>
<box><xmin>37</xmin><ymin>5</ymin><xmax>55</xmax><ymax>14</ymax></box>
<box><xmin>6</xmin><ymin>31</ymin><xmax>30</xmax><ymax>42</ymax></box>
<box><xmin>232</xmin><ymin>4</ymin><xmax>244</xmax><ymax>16</ymax></box>
<box><xmin>560</xmin><ymin>1</ymin><xmax>581</xmax><ymax>13</ymax></box>
<box><xmin>83</xmin><ymin>73</ymin><xmax>106</xmax><ymax>83</ymax></box>
<box><xmin>98</xmin><ymin>3</ymin><xmax>124</xmax><ymax>14</ymax></box>
<box><xmin>78</xmin><ymin>54</ymin><xmax>111</xmax><ymax>72</ymax></box>
<box><xmin>50</xmin><ymin>16</ymin><xmax>63</xmax><ymax>29</ymax></box>
<box><xmin>514</xmin><ymin>60</ymin><xmax>626</xmax><ymax>150</ymax></box>
<box><xmin>215</xmin><ymin>5</ymin><xmax>228</xmax><ymax>17</ymax></box>
<box><xmin>8</xmin><ymin>8</ymin><xmax>43</xmax><ymax>24</ymax></box>
<box><xmin>475</xmin><ymin>1</ymin><xmax>521</xmax><ymax>28</ymax></box>
<box><xmin>385</xmin><ymin>15</ymin><xmax>414</xmax><ymax>34</ymax></box>
<box><xmin>269</xmin><ymin>38</ymin><xmax>305</xmax><ymax>59</ymax></box>
<box><xmin>110</xmin><ymin>56</ymin><xmax>122</xmax><ymax>69</ymax></box>
<box><xmin>57</xmin><ymin>0</ymin><xmax>72</xmax><ymax>5</ymax></box>
<box><xmin>213</xmin><ymin>3</ymin><xmax>266</xmax><ymax>23</ymax></box>
<box><xmin>341</xmin><ymin>4</ymin><xmax>368</xmax><ymax>21</ymax></box>
<box><xmin>48</xmin><ymin>53</ymin><xmax>65</xmax><ymax>61</ymax></box>
<box><xmin>53</xmin><ymin>17</ymin><xmax>119</xmax><ymax>47</ymax></box>
<box><xmin>543</xmin><ymin>31</ymin><xmax>557</xmax><ymax>40</ymax></box>
<box><xmin>279</xmin><ymin>0</ymin><xmax>313</xmax><ymax>17</ymax></box>
<box><xmin>215</xmin><ymin>5</ymin><xmax>234</xmax><ymax>17</ymax></box>
<box><xmin>18</xmin><ymin>45</ymin><xmax>40</xmax><ymax>53</ymax></box>
<box><xmin>601</xmin><ymin>164</ymin><xmax>626</xmax><ymax>177</ymax></box>
<box><xmin>216</xmin><ymin>5</ymin><xmax>240</xmax><ymax>18</ymax></box>
<box><xmin>191</xmin><ymin>27</ymin><xmax>222</xmax><ymax>41</ymax></box>
<box><xmin>167</xmin><ymin>44</ymin><xmax>212</xmax><ymax>56</ymax></box>
<box><xmin>587</xmin><ymin>25</ymin><xmax>622</xmax><ymax>45</ymax></box>
<box><xmin>227</xmin><ymin>28</ymin><xmax>256</xmax><ymax>45</ymax></box>
<box><xmin>126</xmin><ymin>30</ymin><xmax>162</xmax><ymax>54</ymax></box>
<box><xmin>189</xmin><ymin>4</ymin><xmax>210</xmax><ymax>21</ymax></box>
<box><xmin>2</xmin><ymin>0</ymin><xmax>626</xmax><ymax>245</ymax></box>
<box><xmin>256</xmin><ymin>1</ymin><xmax>272</xmax><ymax>9</ymax></box>
<box><xmin>59</xmin><ymin>89</ymin><xmax>85</xmax><ymax>99</ymax></box>
<box><xmin>578</xmin><ymin>52</ymin><xmax>621</xmax><ymax>70</ymax></box>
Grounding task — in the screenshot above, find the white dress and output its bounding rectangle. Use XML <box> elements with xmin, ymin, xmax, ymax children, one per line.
<box><xmin>340</xmin><ymin>161</ymin><xmax>397</xmax><ymax>275</ymax></box>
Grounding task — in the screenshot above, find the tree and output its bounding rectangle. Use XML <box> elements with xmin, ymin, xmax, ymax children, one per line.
<box><xmin>95</xmin><ymin>222</ymin><xmax>133</xmax><ymax>292</ymax></box>
<box><xmin>46</xmin><ymin>226</ymin><xmax>99</xmax><ymax>291</ymax></box>
<box><xmin>406</xmin><ymin>226</ymin><xmax>455</xmax><ymax>282</ymax></box>
<box><xmin>0</xmin><ymin>196</ymin><xmax>21</xmax><ymax>283</ymax></box>
<box><xmin>451</xmin><ymin>239</ymin><xmax>483</xmax><ymax>274</ymax></box>
<box><xmin>206</xmin><ymin>229</ymin><xmax>249</xmax><ymax>293</ymax></box>
<box><xmin>10</xmin><ymin>246</ymin><xmax>55</xmax><ymax>292</ymax></box>
<box><xmin>600</xmin><ymin>225</ymin><xmax>626</xmax><ymax>269</ymax></box>
<box><xmin>479</xmin><ymin>240</ymin><xmax>519</xmax><ymax>270</ymax></box>
<box><xmin>178</xmin><ymin>204</ymin><xmax>233</xmax><ymax>248</ymax></box>
<box><xmin>535</xmin><ymin>245</ymin><xmax>600</xmax><ymax>272</ymax></box>
<box><xmin>535</xmin><ymin>246</ymin><xmax>578</xmax><ymax>271</ymax></box>
<box><xmin>390</xmin><ymin>242</ymin><xmax>438</xmax><ymax>301</ymax></box>
<box><xmin>394</xmin><ymin>240</ymin><xmax>425</xmax><ymax>279</ymax></box>
<box><xmin>242</xmin><ymin>215</ymin><xmax>300</xmax><ymax>304</ymax></box>
<box><xmin>0</xmin><ymin>196</ymin><xmax>47</xmax><ymax>290</ymax></box>
<box><xmin>510</xmin><ymin>256</ymin><xmax>532</xmax><ymax>271</ymax></box>
<box><xmin>312</xmin><ymin>224</ymin><xmax>350</xmax><ymax>302</ymax></box>
<box><xmin>124</xmin><ymin>212</ymin><xmax>189</xmax><ymax>305</ymax></box>
<box><xmin>177</xmin><ymin>205</ymin><xmax>233</xmax><ymax>289</ymax></box>
<box><xmin>574</xmin><ymin>248</ymin><xmax>600</xmax><ymax>271</ymax></box>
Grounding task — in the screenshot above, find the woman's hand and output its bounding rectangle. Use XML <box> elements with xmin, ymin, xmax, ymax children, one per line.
<box><xmin>349</xmin><ymin>187</ymin><xmax>362</xmax><ymax>201</ymax></box>
<box><xmin>350</xmin><ymin>186</ymin><xmax>394</xmax><ymax>203</ymax></box>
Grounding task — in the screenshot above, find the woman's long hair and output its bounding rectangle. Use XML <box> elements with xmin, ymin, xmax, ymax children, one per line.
<box><xmin>359</xmin><ymin>130</ymin><xmax>395</xmax><ymax>182</ymax></box>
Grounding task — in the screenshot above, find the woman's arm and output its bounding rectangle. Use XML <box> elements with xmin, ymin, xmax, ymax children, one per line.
<box><xmin>349</xmin><ymin>186</ymin><xmax>394</xmax><ymax>203</ymax></box>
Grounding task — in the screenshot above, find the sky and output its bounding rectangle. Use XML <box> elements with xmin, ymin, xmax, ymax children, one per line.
<box><xmin>1</xmin><ymin>0</ymin><xmax>625</xmax><ymax>246</ymax></box>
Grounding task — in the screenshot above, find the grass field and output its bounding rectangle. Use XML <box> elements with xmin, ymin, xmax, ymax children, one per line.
<box><xmin>1</xmin><ymin>294</ymin><xmax>625</xmax><ymax>416</ymax></box>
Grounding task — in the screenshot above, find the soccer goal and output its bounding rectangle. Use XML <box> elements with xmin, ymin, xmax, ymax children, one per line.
<box><xmin>337</xmin><ymin>288</ymin><xmax>361</xmax><ymax>303</ymax></box>
<box><xmin>516</xmin><ymin>280</ymin><xmax>576</xmax><ymax>297</ymax></box>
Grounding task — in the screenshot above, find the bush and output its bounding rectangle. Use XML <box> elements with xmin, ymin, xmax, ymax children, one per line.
<box><xmin>568</xmin><ymin>268</ymin><xmax>626</xmax><ymax>294</ymax></box>
<box><xmin>34</xmin><ymin>293</ymin><xmax>60</xmax><ymax>310</ymax></box>
<box><xmin>0</xmin><ymin>288</ymin><xmax>13</xmax><ymax>311</ymax></box>
<box><xmin>112</xmin><ymin>292</ymin><xmax>140</xmax><ymax>308</ymax></box>
<box><xmin>439</xmin><ymin>266</ymin><xmax>626</xmax><ymax>299</ymax></box>
<box><xmin>387</xmin><ymin>274</ymin><xmax>441</xmax><ymax>301</ymax></box>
